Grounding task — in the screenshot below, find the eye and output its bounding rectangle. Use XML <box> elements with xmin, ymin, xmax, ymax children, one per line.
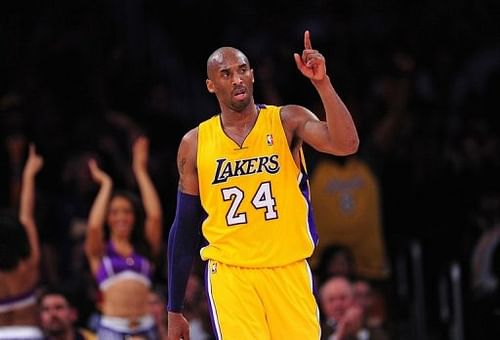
<box><xmin>221</xmin><ymin>70</ymin><xmax>230</xmax><ymax>78</ymax></box>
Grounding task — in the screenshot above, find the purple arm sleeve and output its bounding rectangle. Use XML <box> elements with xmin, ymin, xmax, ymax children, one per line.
<box><xmin>167</xmin><ymin>191</ymin><xmax>203</xmax><ymax>312</ymax></box>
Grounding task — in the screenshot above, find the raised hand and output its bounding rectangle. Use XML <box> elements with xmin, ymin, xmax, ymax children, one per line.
<box><xmin>88</xmin><ymin>158</ymin><xmax>111</xmax><ymax>185</ymax></box>
<box><xmin>132</xmin><ymin>135</ymin><xmax>149</xmax><ymax>172</ymax></box>
<box><xmin>293</xmin><ymin>30</ymin><xmax>327</xmax><ymax>81</ymax></box>
<box><xmin>131</xmin><ymin>134</ymin><xmax>163</xmax><ymax>255</ymax></box>
<box><xmin>19</xmin><ymin>143</ymin><xmax>43</xmax><ymax>264</ymax></box>
<box><xmin>23</xmin><ymin>143</ymin><xmax>44</xmax><ymax>177</ymax></box>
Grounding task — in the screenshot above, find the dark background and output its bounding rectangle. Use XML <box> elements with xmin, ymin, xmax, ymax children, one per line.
<box><xmin>1</xmin><ymin>1</ymin><xmax>500</xmax><ymax>339</ymax></box>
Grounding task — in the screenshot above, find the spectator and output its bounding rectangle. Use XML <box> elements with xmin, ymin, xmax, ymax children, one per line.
<box><xmin>38</xmin><ymin>285</ymin><xmax>96</xmax><ymax>340</ymax></box>
<box><xmin>148</xmin><ymin>284</ymin><xmax>168</xmax><ymax>340</ymax></box>
<box><xmin>314</xmin><ymin>244</ymin><xmax>357</xmax><ymax>286</ymax></box>
<box><xmin>353</xmin><ymin>279</ymin><xmax>390</xmax><ymax>338</ymax></box>
<box><xmin>84</xmin><ymin>135</ymin><xmax>163</xmax><ymax>339</ymax></box>
<box><xmin>319</xmin><ymin>275</ymin><xmax>363</xmax><ymax>340</ymax></box>
<box><xmin>309</xmin><ymin>154</ymin><xmax>390</xmax><ymax>282</ymax></box>
<box><xmin>468</xmin><ymin>188</ymin><xmax>500</xmax><ymax>338</ymax></box>
<box><xmin>0</xmin><ymin>144</ymin><xmax>44</xmax><ymax>339</ymax></box>
<box><xmin>320</xmin><ymin>275</ymin><xmax>390</xmax><ymax>340</ymax></box>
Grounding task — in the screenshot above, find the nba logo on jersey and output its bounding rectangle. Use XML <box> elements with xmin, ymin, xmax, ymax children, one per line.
<box><xmin>211</xmin><ymin>262</ymin><xmax>218</xmax><ymax>274</ymax></box>
<box><xmin>266</xmin><ymin>134</ymin><xmax>274</xmax><ymax>146</ymax></box>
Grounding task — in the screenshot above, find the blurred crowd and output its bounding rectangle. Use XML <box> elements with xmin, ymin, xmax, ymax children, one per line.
<box><xmin>1</xmin><ymin>0</ymin><xmax>500</xmax><ymax>339</ymax></box>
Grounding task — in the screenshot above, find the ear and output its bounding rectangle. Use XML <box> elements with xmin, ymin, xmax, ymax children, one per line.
<box><xmin>251</xmin><ymin>69</ymin><xmax>255</xmax><ymax>83</ymax></box>
<box><xmin>206</xmin><ymin>79</ymin><xmax>215</xmax><ymax>93</ymax></box>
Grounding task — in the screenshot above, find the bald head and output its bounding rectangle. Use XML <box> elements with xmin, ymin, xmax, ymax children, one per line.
<box><xmin>319</xmin><ymin>276</ymin><xmax>354</xmax><ymax>321</ymax></box>
<box><xmin>206</xmin><ymin>47</ymin><xmax>250</xmax><ymax>80</ymax></box>
<box><xmin>320</xmin><ymin>276</ymin><xmax>353</xmax><ymax>300</ymax></box>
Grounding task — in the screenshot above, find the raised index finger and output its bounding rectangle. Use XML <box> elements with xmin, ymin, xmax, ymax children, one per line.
<box><xmin>304</xmin><ymin>30</ymin><xmax>312</xmax><ymax>50</ymax></box>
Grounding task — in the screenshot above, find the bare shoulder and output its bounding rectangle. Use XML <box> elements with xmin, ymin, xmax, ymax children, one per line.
<box><xmin>177</xmin><ymin>127</ymin><xmax>200</xmax><ymax>193</ymax></box>
<box><xmin>178</xmin><ymin>127</ymin><xmax>199</xmax><ymax>156</ymax></box>
<box><xmin>280</xmin><ymin>104</ymin><xmax>316</xmax><ymax>123</ymax></box>
<box><xmin>177</xmin><ymin>127</ymin><xmax>198</xmax><ymax>170</ymax></box>
<box><xmin>280</xmin><ymin>104</ymin><xmax>305</xmax><ymax>118</ymax></box>
<box><xmin>180</xmin><ymin>127</ymin><xmax>199</xmax><ymax>147</ymax></box>
<box><xmin>279</xmin><ymin>104</ymin><xmax>317</xmax><ymax>135</ymax></box>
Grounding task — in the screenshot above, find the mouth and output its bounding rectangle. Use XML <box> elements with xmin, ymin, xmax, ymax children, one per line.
<box><xmin>233</xmin><ymin>86</ymin><xmax>246</xmax><ymax>100</ymax></box>
<box><xmin>114</xmin><ymin>222</ymin><xmax>130</xmax><ymax>230</ymax></box>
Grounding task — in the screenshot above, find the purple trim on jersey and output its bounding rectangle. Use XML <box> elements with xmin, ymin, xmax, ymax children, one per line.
<box><xmin>299</xmin><ymin>170</ymin><xmax>319</xmax><ymax>246</ymax></box>
<box><xmin>312</xmin><ymin>271</ymin><xmax>320</xmax><ymax>302</ymax></box>
<box><xmin>0</xmin><ymin>287</ymin><xmax>37</xmax><ymax>313</ymax></box>
<box><xmin>95</xmin><ymin>241</ymin><xmax>152</xmax><ymax>289</ymax></box>
<box><xmin>205</xmin><ymin>263</ymin><xmax>220</xmax><ymax>340</ymax></box>
<box><xmin>0</xmin><ymin>288</ymin><xmax>36</xmax><ymax>305</ymax></box>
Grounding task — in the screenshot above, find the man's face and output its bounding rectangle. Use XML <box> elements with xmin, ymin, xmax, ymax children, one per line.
<box><xmin>207</xmin><ymin>49</ymin><xmax>254</xmax><ymax>112</ymax></box>
<box><xmin>320</xmin><ymin>278</ymin><xmax>354</xmax><ymax>321</ymax></box>
<box><xmin>353</xmin><ymin>281</ymin><xmax>373</xmax><ymax>312</ymax></box>
<box><xmin>40</xmin><ymin>294</ymin><xmax>76</xmax><ymax>335</ymax></box>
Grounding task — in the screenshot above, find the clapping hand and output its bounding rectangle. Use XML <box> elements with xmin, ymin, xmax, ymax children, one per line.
<box><xmin>23</xmin><ymin>143</ymin><xmax>44</xmax><ymax>177</ymax></box>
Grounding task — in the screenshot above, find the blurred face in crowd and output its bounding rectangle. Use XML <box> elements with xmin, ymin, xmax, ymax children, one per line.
<box><xmin>327</xmin><ymin>250</ymin><xmax>355</xmax><ymax>278</ymax></box>
<box><xmin>40</xmin><ymin>294</ymin><xmax>77</xmax><ymax>337</ymax></box>
<box><xmin>107</xmin><ymin>196</ymin><xmax>135</xmax><ymax>238</ymax></box>
<box><xmin>353</xmin><ymin>280</ymin><xmax>373</xmax><ymax>313</ymax></box>
<box><xmin>148</xmin><ymin>290</ymin><xmax>165</xmax><ymax>323</ymax></box>
<box><xmin>320</xmin><ymin>276</ymin><xmax>354</xmax><ymax>321</ymax></box>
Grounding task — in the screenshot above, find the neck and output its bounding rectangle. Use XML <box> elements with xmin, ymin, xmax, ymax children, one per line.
<box><xmin>221</xmin><ymin>104</ymin><xmax>258</xmax><ymax>128</ymax></box>
<box><xmin>111</xmin><ymin>235</ymin><xmax>130</xmax><ymax>244</ymax></box>
<box><xmin>111</xmin><ymin>237</ymin><xmax>133</xmax><ymax>252</ymax></box>
<box><xmin>47</xmin><ymin>330</ymin><xmax>75</xmax><ymax>340</ymax></box>
<box><xmin>221</xmin><ymin>99</ymin><xmax>257</xmax><ymax>123</ymax></box>
<box><xmin>220</xmin><ymin>103</ymin><xmax>260</xmax><ymax>147</ymax></box>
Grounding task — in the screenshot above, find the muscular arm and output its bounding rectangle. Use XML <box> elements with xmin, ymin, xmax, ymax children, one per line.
<box><xmin>18</xmin><ymin>144</ymin><xmax>43</xmax><ymax>267</ymax></box>
<box><xmin>284</xmin><ymin>30</ymin><xmax>359</xmax><ymax>156</ymax></box>
<box><xmin>167</xmin><ymin>128</ymin><xmax>202</xmax><ymax>340</ymax></box>
<box><xmin>132</xmin><ymin>136</ymin><xmax>163</xmax><ymax>256</ymax></box>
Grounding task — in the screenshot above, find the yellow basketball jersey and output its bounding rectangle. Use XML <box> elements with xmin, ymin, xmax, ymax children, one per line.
<box><xmin>309</xmin><ymin>156</ymin><xmax>390</xmax><ymax>279</ymax></box>
<box><xmin>197</xmin><ymin>105</ymin><xmax>318</xmax><ymax>267</ymax></box>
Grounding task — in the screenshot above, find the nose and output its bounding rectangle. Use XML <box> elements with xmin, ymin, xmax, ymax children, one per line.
<box><xmin>231</xmin><ymin>73</ymin><xmax>243</xmax><ymax>85</ymax></box>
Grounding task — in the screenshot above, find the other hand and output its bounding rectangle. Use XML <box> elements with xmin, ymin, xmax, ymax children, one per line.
<box><xmin>132</xmin><ymin>135</ymin><xmax>149</xmax><ymax>171</ymax></box>
<box><xmin>87</xmin><ymin>158</ymin><xmax>111</xmax><ymax>185</ymax></box>
<box><xmin>167</xmin><ymin>312</ymin><xmax>190</xmax><ymax>340</ymax></box>
<box><xmin>293</xmin><ymin>30</ymin><xmax>327</xmax><ymax>81</ymax></box>
<box><xmin>23</xmin><ymin>143</ymin><xmax>44</xmax><ymax>177</ymax></box>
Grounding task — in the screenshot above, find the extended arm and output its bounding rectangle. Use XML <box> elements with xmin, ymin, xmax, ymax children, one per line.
<box><xmin>19</xmin><ymin>143</ymin><xmax>43</xmax><ymax>267</ymax></box>
<box><xmin>167</xmin><ymin>128</ymin><xmax>203</xmax><ymax>340</ymax></box>
<box><xmin>84</xmin><ymin>159</ymin><xmax>112</xmax><ymax>269</ymax></box>
<box><xmin>286</xmin><ymin>30</ymin><xmax>359</xmax><ymax>156</ymax></box>
<box><xmin>132</xmin><ymin>136</ymin><xmax>163</xmax><ymax>256</ymax></box>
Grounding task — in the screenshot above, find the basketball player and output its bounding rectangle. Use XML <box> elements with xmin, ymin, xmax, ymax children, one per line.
<box><xmin>167</xmin><ymin>30</ymin><xmax>359</xmax><ymax>339</ymax></box>
<box><xmin>0</xmin><ymin>144</ymin><xmax>44</xmax><ymax>339</ymax></box>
